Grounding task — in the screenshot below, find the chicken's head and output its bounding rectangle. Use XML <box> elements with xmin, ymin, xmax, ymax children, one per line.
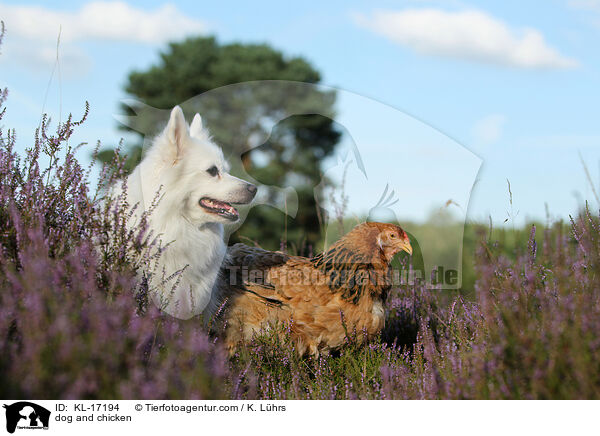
<box><xmin>373</xmin><ymin>223</ymin><xmax>412</xmax><ymax>263</ymax></box>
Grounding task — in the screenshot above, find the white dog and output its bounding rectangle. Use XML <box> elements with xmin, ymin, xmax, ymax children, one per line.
<box><xmin>115</xmin><ymin>106</ymin><xmax>256</xmax><ymax>319</ymax></box>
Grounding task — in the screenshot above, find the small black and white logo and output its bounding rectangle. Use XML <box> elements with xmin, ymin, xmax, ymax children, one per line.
<box><xmin>3</xmin><ymin>402</ymin><xmax>50</xmax><ymax>434</ymax></box>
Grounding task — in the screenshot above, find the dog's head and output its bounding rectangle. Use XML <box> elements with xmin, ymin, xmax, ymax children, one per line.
<box><xmin>145</xmin><ymin>106</ymin><xmax>256</xmax><ymax>225</ymax></box>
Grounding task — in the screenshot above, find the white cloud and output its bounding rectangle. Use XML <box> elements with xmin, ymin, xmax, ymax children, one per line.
<box><xmin>0</xmin><ymin>1</ymin><xmax>207</xmax><ymax>77</ymax></box>
<box><xmin>471</xmin><ymin>114</ymin><xmax>505</xmax><ymax>147</ymax></box>
<box><xmin>354</xmin><ymin>8</ymin><xmax>578</xmax><ymax>69</ymax></box>
<box><xmin>0</xmin><ymin>1</ymin><xmax>207</xmax><ymax>44</ymax></box>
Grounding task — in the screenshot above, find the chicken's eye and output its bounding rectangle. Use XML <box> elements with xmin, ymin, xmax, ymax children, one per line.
<box><xmin>390</xmin><ymin>233</ymin><xmax>397</xmax><ymax>239</ymax></box>
<box><xmin>207</xmin><ymin>166</ymin><xmax>219</xmax><ymax>177</ymax></box>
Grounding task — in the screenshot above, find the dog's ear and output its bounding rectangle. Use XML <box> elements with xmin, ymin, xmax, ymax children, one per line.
<box><xmin>166</xmin><ymin>106</ymin><xmax>190</xmax><ymax>158</ymax></box>
<box><xmin>190</xmin><ymin>113</ymin><xmax>203</xmax><ymax>137</ymax></box>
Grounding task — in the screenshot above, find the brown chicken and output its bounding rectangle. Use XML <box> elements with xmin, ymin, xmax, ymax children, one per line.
<box><xmin>209</xmin><ymin>222</ymin><xmax>412</xmax><ymax>356</ymax></box>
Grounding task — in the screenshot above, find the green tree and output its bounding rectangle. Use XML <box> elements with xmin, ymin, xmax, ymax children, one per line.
<box><xmin>99</xmin><ymin>36</ymin><xmax>341</xmax><ymax>251</ymax></box>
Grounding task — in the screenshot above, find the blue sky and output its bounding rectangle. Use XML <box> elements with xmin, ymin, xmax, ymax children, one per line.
<box><xmin>1</xmin><ymin>0</ymin><xmax>600</xmax><ymax>226</ymax></box>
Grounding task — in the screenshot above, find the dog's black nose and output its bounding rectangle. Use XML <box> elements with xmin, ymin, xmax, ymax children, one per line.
<box><xmin>247</xmin><ymin>183</ymin><xmax>257</xmax><ymax>196</ymax></box>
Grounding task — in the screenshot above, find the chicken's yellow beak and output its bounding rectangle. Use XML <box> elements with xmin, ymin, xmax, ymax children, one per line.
<box><xmin>399</xmin><ymin>239</ymin><xmax>412</xmax><ymax>255</ymax></box>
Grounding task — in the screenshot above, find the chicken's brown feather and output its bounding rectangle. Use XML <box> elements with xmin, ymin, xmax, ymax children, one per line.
<box><xmin>210</xmin><ymin>222</ymin><xmax>410</xmax><ymax>356</ymax></box>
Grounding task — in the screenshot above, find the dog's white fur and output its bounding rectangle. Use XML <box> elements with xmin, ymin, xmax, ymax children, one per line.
<box><xmin>114</xmin><ymin>106</ymin><xmax>255</xmax><ymax>319</ymax></box>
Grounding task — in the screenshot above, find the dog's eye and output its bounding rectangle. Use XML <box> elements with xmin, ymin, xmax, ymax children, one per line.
<box><xmin>206</xmin><ymin>166</ymin><xmax>219</xmax><ymax>177</ymax></box>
